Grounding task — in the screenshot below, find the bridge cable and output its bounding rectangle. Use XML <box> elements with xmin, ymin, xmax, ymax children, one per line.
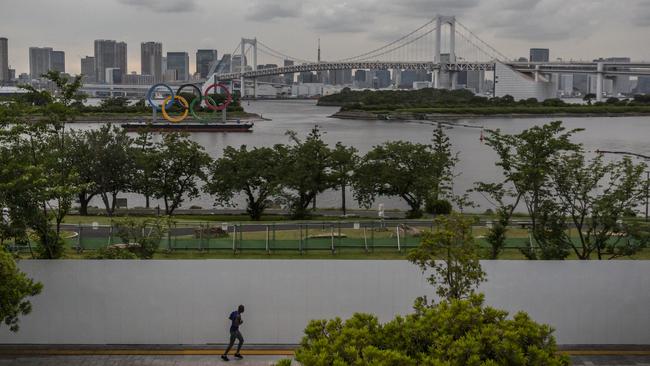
<box><xmin>337</xmin><ymin>17</ymin><xmax>437</xmax><ymax>62</ymax></box>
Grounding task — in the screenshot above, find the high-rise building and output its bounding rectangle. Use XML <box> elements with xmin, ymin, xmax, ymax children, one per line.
<box><xmin>371</xmin><ymin>70</ymin><xmax>391</xmax><ymax>89</ymax></box>
<box><xmin>51</xmin><ymin>50</ymin><xmax>65</xmax><ymax>73</ymax></box>
<box><xmin>0</xmin><ymin>37</ymin><xmax>8</xmax><ymax>82</ymax></box>
<box><xmin>81</xmin><ymin>56</ymin><xmax>95</xmax><ymax>83</ymax></box>
<box><xmin>196</xmin><ymin>49</ymin><xmax>218</xmax><ymax>79</ymax></box>
<box><xmin>529</xmin><ymin>48</ymin><xmax>550</xmax><ymax>62</ymax></box>
<box><xmin>29</xmin><ymin>47</ymin><xmax>53</xmax><ymax>79</ymax></box>
<box><xmin>166</xmin><ymin>52</ymin><xmax>189</xmax><ymax>81</ymax></box>
<box><xmin>141</xmin><ymin>42</ymin><xmax>163</xmax><ymax>83</ymax></box>
<box><xmin>105</xmin><ymin>68</ymin><xmax>122</xmax><ymax>84</ymax></box>
<box><xmin>283</xmin><ymin>59</ymin><xmax>294</xmax><ymax>85</ymax></box>
<box><xmin>8</xmin><ymin>69</ymin><xmax>15</xmax><ymax>81</ymax></box>
<box><xmin>94</xmin><ymin>40</ymin><xmax>127</xmax><ymax>83</ymax></box>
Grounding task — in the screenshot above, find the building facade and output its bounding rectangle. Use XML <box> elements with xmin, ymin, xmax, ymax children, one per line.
<box><xmin>529</xmin><ymin>48</ymin><xmax>550</xmax><ymax>62</ymax></box>
<box><xmin>29</xmin><ymin>47</ymin><xmax>53</xmax><ymax>79</ymax></box>
<box><xmin>94</xmin><ymin>40</ymin><xmax>127</xmax><ymax>83</ymax></box>
<box><xmin>196</xmin><ymin>49</ymin><xmax>218</xmax><ymax>79</ymax></box>
<box><xmin>166</xmin><ymin>52</ymin><xmax>189</xmax><ymax>81</ymax></box>
<box><xmin>0</xmin><ymin>37</ymin><xmax>8</xmax><ymax>82</ymax></box>
<box><xmin>51</xmin><ymin>50</ymin><xmax>65</xmax><ymax>73</ymax></box>
<box><xmin>81</xmin><ymin>56</ymin><xmax>95</xmax><ymax>83</ymax></box>
<box><xmin>141</xmin><ymin>42</ymin><xmax>163</xmax><ymax>83</ymax></box>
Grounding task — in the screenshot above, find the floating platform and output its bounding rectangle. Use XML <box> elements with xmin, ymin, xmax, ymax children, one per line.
<box><xmin>121</xmin><ymin>122</ymin><xmax>254</xmax><ymax>133</ymax></box>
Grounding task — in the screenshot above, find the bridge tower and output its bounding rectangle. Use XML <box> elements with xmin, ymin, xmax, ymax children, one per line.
<box><xmin>433</xmin><ymin>15</ymin><xmax>456</xmax><ymax>89</ymax></box>
<box><xmin>239</xmin><ymin>38</ymin><xmax>258</xmax><ymax>98</ymax></box>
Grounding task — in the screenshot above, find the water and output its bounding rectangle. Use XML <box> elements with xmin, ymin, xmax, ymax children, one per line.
<box><xmin>68</xmin><ymin>100</ymin><xmax>650</xmax><ymax>213</ymax></box>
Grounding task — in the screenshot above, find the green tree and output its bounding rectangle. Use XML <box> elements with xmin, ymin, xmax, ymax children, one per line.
<box><xmin>551</xmin><ymin>153</ymin><xmax>649</xmax><ymax>259</ymax></box>
<box><xmin>482</xmin><ymin>121</ymin><xmax>582</xmax><ymax>259</ymax></box>
<box><xmin>131</xmin><ymin>130</ymin><xmax>158</xmax><ymax>209</ymax></box>
<box><xmin>0</xmin><ymin>249</ymin><xmax>43</xmax><ymax>332</ymax></box>
<box><xmin>84</xmin><ymin>124</ymin><xmax>134</xmax><ymax>216</ymax></box>
<box><xmin>354</xmin><ymin>140</ymin><xmax>453</xmax><ymax>218</ymax></box>
<box><xmin>280</xmin><ymin>127</ymin><xmax>333</xmax><ymax>219</ymax></box>
<box><xmin>408</xmin><ymin>214</ymin><xmax>485</xmax><ymax>300</ymax></box>
<box><xmin>429</xmin><ymin>123</ymin><xmax>458</xmax><ymax>202</ymax></box>
<box><xmin>330</xmin><ymin>142</ymin><xmax>359</xmax><ymax>215</ymax></box>
<box><xmin>66</xmin><ymin>130</ymin><xmax>98</xmax><ymax>215</ymax></box>
<box><xmin>207</xmin><ymin>145</ymin><xmax>285</xmax><ymax>220</ymax></box>
<box><xmin>150</xmin><ymin>133</ymin><xmax>211</xmax><ymax>215</ymax></box>
<box><xmin>473</xmin><ymin>182</ymin><xmax>521</xmax><ymax>259</ymax></box>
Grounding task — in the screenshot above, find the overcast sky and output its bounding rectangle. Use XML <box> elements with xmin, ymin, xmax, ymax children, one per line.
<box><xmin>2</xmin><ymin>0</ymin><xmax>649</xmax><ymax>75</ymax></box>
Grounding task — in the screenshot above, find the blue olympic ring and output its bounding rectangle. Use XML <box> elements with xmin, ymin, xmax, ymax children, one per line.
<box><xmin>147</xmin><ymin>83</ymin><xmax>176</xmax><ymax>111</ymax></box>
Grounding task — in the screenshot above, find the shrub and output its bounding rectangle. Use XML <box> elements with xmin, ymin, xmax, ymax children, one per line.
<box><xmin>93</xmin><ymin>246</ymin><xmax>138</xmax><ymax>259</ymax></box>
<box><xmin>273</xmin><ymin>359</ymin><xmax>293</xmax><ymax>366</ymax></box>
<box><xmin>295</xmin><ymin>295</ymin><xmax>569</xmax><ymax>366</ymax></box>
<box><xmin>113</xmin><ymin>217</ymin><xmax>167</xmax><ymax>259</ymax></box>
<box><xmin>425</xmin><ymin>199</ymin><xmax>452</xmax><ymax>215</ymax></box>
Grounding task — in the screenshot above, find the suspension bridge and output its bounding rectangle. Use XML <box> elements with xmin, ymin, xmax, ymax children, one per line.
<box><xmin>204</xmin><ymin>15</ymin><xmax>650</xmax><ymax>101</ymax></box>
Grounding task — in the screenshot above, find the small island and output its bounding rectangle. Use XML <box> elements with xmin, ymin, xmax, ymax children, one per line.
<box><xmin>320</xmin><ymin>88</ymin><xmax>650</xmax><ymax>120</ymax></box>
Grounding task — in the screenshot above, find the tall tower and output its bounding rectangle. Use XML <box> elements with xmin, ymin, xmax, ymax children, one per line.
<box><xmin>0</xmin><ymin>37</ymin><xmax>8</xmax><ymax>82</ymax></box>
<box><xmin>141</xmin><ymin>42</ymin><xmax>163</xmax><ymax>82</ymax></box>
<box><xmin>94</xmin><ymin>40</ymin><xmax>127</xmax><ymax>83</ymax></box>
<box><xmin>432</xmin><ymin>15</ymin><xmax>456</xmax><ymax>89</ymax></box>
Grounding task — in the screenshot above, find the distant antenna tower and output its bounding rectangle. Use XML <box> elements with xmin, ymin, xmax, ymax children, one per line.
<box><xmin>317</xmin><ymin>38</ymin><xmax>321</xmax><ymax>63</ymax></box>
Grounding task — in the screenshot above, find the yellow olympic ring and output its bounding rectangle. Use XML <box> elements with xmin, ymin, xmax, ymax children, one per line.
<box><xmin>161</xmin><ymin>95</ymin><xmax>189</xmax><ymax>123</ymax></box>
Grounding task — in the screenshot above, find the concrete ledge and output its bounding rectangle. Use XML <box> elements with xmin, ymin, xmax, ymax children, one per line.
<box><xmin>1</xmin><ymin>344</ymin><xmax>650</xmax><ymax>357</ymax></box>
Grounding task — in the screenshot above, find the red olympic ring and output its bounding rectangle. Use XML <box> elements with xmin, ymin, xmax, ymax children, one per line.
<box><xmin>203</xmin><ymin>83</ymin><xmax>233</xmax><ymax>111</ymax></box>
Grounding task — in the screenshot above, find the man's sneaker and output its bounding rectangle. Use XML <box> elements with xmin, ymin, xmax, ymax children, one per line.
<box><xmin>234</xmin><ymin>353</ymin><xmax>244</xmax><ymax>359</ymax></box>
<box><xmin>221</xmin><ymin>355</ymin><xmax>229</xmax><ymax>361</ymax></box>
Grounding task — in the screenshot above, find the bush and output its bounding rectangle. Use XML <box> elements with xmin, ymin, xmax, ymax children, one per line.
<box><xmin>94</xmin><ymin>246</ymin><xmax>138</xmax><ymax>259</ymax></box>
<box><xmin>114</xmin><ymin>217</ymin><xmax>167</xmax><ymax>259</ymax></box>
<box><xmin>295</xmin><ymin>295</ymin><xmax>569</xmax><ymax>366</ymax></box>
<box><xmin>424</xmin><ymin>199</ymin><xmax>452</xmax><ymax>215</ymax></box>
<box><xmin>273</xmin><ymin>359</ymin><xmax>293</xmax><ymax>366</ymax></box>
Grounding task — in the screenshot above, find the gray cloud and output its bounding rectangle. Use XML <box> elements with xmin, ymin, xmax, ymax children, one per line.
<box><xmin>246</xmin><ymin>0</ymin><xmax>303</xmax><ymax>21</ymax></box>
<box><xmin>477</xmin><ymin>0</ymin><xmax>608</xmax><ymax>41</ymax></box>
<box><xmin>117</xmin><ymin>0</ymin><xmax>198</xmax><ymax>13</ymax></box>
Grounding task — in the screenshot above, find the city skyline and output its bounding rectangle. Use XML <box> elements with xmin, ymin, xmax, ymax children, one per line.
<box><xmin>1</xmin><ymin>0</ymin><xmax>649</xmax><ymax>75</ymax></box>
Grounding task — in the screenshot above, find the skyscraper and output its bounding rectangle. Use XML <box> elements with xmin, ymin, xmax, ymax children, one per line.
<box><xmin>166</xmin><ymin>52</ymin><xmax>190</xmax><ymax>81</ymax></box>
<box><xmin>94</xmin><ymin>40</ymin><xmax>127</xmax><ymax>83</ymax></box>
<box><xmin>283</xmin><ymin>59</ymin><xmax>294</xmax><ymax>85</ymax></box>
<box><xmin>196</xmin><ymin>49</ymin><xmax>218</xmax><ymax>79</ymax></box>
<box><xmin>81</xmin><ymin>56</ymin><xmax>95</xmax><ymax>83</ymax></box>
<box><xmin>0</xmin><ymin>37</ymin><xmax>8</xmax><ymax>82</ymax></box>
<box><xmin>529</xmin><ymin>48</ymin><xmax>550</xmax><ymax>62</ymax></box>
<box><xmin>141</xmin><ymin>42</ymin><xmax>163</xmax><ymax>82</ymax></box>
<box><xmin>29</xmin><ymin>47</ymin><xmax>53</xmax><ymax>78</ymax></box>
<box><xmin>51</xmin><ymin>51</ymin><xmax>65</xmax><ymax>73</ymax></box>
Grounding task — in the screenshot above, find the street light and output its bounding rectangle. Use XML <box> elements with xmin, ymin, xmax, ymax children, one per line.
<box><xmin>596</xmin><ymin>149</ymin><xmax>650</xmax><ymax>222</ymax></box>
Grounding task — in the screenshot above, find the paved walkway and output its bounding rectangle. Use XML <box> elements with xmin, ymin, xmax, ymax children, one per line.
<box><xmin>0</xmin><ymin>355</ymin><xmax>294</xmax><ymax>365</ymax></box>
<box><xmin>1</xmin><ymin>355</ymin><xmax>649</xmax><ymax>365</ymax></box>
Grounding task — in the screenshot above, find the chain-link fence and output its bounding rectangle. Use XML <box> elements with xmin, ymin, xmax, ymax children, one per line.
<box><xmin>7</xmin><ymin>220</ymin><xmax>540</xmax><ymax>255</ymax></box>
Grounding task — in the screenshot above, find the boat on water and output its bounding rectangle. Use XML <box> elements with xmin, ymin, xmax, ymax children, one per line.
<box><xmin>121</xmin><ymin>121</ymin><xmax>254</xmax><ymax>133</ymax></box>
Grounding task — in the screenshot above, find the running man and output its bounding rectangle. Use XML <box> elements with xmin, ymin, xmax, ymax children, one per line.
<box><xmin>221</xmin><ymin>305</ymin><xmax>245</xmax><ymax>361</ymax></box>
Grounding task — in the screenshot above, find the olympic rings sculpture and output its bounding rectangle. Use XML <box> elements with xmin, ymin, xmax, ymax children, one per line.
<box><xmin>146</xmin><ymin>82</ymin><xmax>233</xmax><ymax>123</ymax></box>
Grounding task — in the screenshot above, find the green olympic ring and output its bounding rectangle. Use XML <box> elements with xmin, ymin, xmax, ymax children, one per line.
<box><xmin>190</xmin><ymin>95</ymin><xmax>219</xmax><ymax>123</ymax></box>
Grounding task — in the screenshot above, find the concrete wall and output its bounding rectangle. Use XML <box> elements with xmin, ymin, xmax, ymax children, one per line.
<box><xmin>1</xmin><ymin>260</ymin><xmax>649</xmax><ymax>345</ymax></box>
<box><xmin>495</xmin><ymin>62</ymin><xmax>556</xmax><ymax>101</ymax></box>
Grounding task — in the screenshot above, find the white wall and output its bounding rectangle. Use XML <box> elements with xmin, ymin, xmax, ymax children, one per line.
<box><xmin>1</xmin><ymin>260</ymin><xmax>649</xmax><ymax>345</ymax></box>
<box><xmin>495</xmin><ymin>62</ymin><xmax>556</xmax><ymax>101</ymax></box>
